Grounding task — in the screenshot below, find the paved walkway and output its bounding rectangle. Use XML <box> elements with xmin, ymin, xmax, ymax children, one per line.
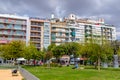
<box><xmin>0</xmin><ymin>69</ymin><xmax>23</xmax><ymax>80</ymax></box>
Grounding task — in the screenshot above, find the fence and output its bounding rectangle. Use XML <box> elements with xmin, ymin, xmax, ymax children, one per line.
<box><xmin>19</xmin><ymin>67</ymin><xmax>40</xmax><ymax>80</ymax></box>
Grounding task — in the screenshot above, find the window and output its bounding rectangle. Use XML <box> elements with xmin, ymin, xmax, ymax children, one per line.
<box><xmin>14</xmin><ymin>25</ymin><xmax>22</xmax><ymax>29</ymax></box>
<box><xmin>7</xmin><ymin>24</ymin><xmax>12</xmax><ymax>29</ymax></box>
<box><xmin>0</xmin><ymin>24</ymin><xmax>4</xmax><ymax>28</ymax></box>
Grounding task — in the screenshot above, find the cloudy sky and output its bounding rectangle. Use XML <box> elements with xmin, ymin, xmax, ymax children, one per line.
<box><xmin>0</xmin><ymin>0</ymin><xmax>120</xmax><ymax>39</ymax></box>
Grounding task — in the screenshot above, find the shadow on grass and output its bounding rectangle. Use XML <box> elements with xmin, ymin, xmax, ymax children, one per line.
<box><xmin>83</xmin><ymin>65</ymin><xmax>120</xmax><ymax>71</ymax></box>
<box><xmin>23</xmin><ymin>65</ymin><xmax>120</xmax><ymax>72</ymax></box>
<box><xmin>101</xmin><ymin>67</ymin><xmax>120</xmax><ymax>71</ymax></box>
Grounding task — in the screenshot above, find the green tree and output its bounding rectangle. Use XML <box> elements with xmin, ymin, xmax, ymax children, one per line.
<box><xmin>1</xmin><ymin>40</ymin><xmax>26</xmax><ymax>60</ymax></box>
<box><xmin>62</xmin><ymin>42</ymin><xmax>82</xmax><ymax>57</ymax></box>
<box><xmin>52</xmin><ymin>45</ymin><xmax>65</xmax><ymax>59</ymax></box>
<box><xmin>24</xmin><ymin>43</ymin><xmax>42</xmax><ymax>66</ymax></box>
<box><xmin>44</xmin><ymin>43</ymin><xmax>56</xmax><ymax>60</ymax></box>
<box><xmin>47</xmin><ymin>43</ymin><xmax>56</xmax><ymax>51</ymax></box>
<box><xmin>81</xmin><ymin>41</ymin><xmax>113</xmax><ymax>71</ymax></box>
<box><xmin>0</xmin><ymin>45</ymin><xmax>11</xmax><ymax>59</ymax></box>
<box><xmin>111</xmin><ymin>40</ymin><xmax>120</xmax><ymax>55</ymax></box>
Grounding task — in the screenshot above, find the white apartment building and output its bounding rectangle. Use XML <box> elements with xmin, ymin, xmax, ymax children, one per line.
<box><xmin>51</xmin><ymin>14</ymin><xmax>116</xmax><ymax>45</ymax></box>
<box><xmin>0</xmin><ymin>14</ymin><xmax>30</xmax><ymax>45</ymax></box>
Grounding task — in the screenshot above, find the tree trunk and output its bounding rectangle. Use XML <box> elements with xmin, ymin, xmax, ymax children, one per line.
<box><xmin>94</xmin><ymin>61</ymin><xmax>97</xmax><ymax>69</ymax></box>
<box><xmin>33</xmin><ymin>59</ymin><xmax>36</xmax><ymax>66</ymax></box>
<box><xmin>97</xmin><ymin>57</ymin><xmax>100</xmax><ymax>71</ymax></box>
<box><xmin>47</xmin><ymin>59</ymin><xmax>50</xmax><ymax>68</ymax></box>
<box><xmin>27</xmin><ymin>59</ymin><xmax>30</xmax><ymax>65</ymax></box>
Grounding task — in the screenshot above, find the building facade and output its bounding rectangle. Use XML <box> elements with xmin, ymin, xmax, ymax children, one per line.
<box><xmin>51</xmin><ymin>20</ymin><xmax>66</xmax><ymax>45</ymax></box>
<box><xmin>0</xmin><ymin>14</ymin><xmax>116</xmax><ymax>49</ymax></box>
<box><xmin>30</xmin><ymin>18</ymin><xmax>51</xmax><ymax>50</ymax></box>
<box><xmin>50</xmin><ymin>14</ymin><xmax>116</xmax><ymax>45</ymax></box>
<box><xmin>0</xmin><ymin>14</ymin><xmax>30</xmax><ymax>45</ymax></box>
<box><xmin>76</xmin><ymin>18</ymin><xmax>116</xmax><ymax>44</ymax></box>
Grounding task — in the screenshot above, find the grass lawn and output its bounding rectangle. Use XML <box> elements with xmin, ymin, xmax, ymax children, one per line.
<box><xmin>23</xmin><ymin>66</ymin><xmax>120</xmax><ymax>80</ymax></box>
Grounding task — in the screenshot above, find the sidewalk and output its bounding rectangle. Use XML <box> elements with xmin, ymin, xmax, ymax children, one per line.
<box><xmin>0</xmin><ymin>69</ymin><xmax>23</xmax><ymax>80</ymax></box>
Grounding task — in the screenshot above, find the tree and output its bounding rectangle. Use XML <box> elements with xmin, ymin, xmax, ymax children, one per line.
<box><xmin>51</xmin><ymin>42</ymin><xmax>82</xmax><ymax>65</ymax></box>
<box><xmin>44</xmin><ymin>43</ymin><xmax>56</xmax><ymax>60</ymax></box>
<box><xmin>0</xmin><ymin>44</ymin><xmax>12</xmax><ymax>59</ymax></box>
<box><xmin>47</xmin><ymin>43</ymin><xmax>56</xmax><ymax>51</ymax></box>
<box><xmin>52</xmin><ymin>45</ymin><xmax>65</xmax><ymax>59</ymax></box>
<box><xmin>62</xmin><ymin>42</ymin><xmax>82</xmax><ymax>57</ymax></box>
<box><xmin>81</xmin><ymin>41</ymin><xmax>113</xmax><ymax>71</ymax></box>
<box><xmin>1</xmin><ymin>40</ymin><xmax>26</xmax><ymax>60</ymax></box>
<box><xmin>111</xmin><ymin>40</ymin><xmax>120</xmax><ymax>68</ymax></box>
<box><xmin>111</xmin><ymin>40</ymin><xmax>120</xmax><ymax>55</ymax></box>
<box><xmin>24</xmin><ymin>43</ymin><xmax>43</xmax><ymax>66</ymax></box>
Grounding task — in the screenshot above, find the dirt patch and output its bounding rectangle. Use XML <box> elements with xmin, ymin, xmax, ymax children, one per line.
<box><xmin>0</xmin><ymin>69</ymin><xmax>23</xmax><ymax>80</ymax></box>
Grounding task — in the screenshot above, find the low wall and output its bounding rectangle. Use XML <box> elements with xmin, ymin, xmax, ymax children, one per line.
<box><xmin>0</xmin><ymin>63</ymin><xmax>17</xmax><ymax>69</ymax></box>
<box><xmin>19</xmin><ymin>67</ymin><xmax>40</xmax><ymax>80</ymax></box>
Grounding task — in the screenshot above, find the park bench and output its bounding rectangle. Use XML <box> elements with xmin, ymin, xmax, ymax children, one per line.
<box><xmin>12</xmin><ymin>69</ymin><xmax>18</xmax><ymax>76</ymax></box>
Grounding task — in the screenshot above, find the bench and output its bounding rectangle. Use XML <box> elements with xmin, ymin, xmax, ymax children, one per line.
<box><xmin>12</xmin><ymin>69</ymin><xmax>18</xmax><ymax>76</ymax></box>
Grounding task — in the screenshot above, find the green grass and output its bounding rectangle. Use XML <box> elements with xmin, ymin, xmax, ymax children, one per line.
<box><xmin>23</xmin><ymin>66</ymin><xmax>120</xmax><ymax>80</ymax></box>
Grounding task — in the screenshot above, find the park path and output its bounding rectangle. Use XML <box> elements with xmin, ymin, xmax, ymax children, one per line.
<box><xmin>0</xmin><ymin>69</ymin><xmax>23</xmax><ymax>80</ymax></box>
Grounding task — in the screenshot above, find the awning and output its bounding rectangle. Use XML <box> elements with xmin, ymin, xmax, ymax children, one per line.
<box><xmin>16</xmin><ymin>58</ymin><xmax>26</xmax><ymax>61</ymax></box>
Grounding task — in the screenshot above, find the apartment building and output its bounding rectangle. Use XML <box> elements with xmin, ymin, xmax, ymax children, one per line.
<box><xmin>51</xmin><ymin>14</ymin><xmax>85</xmax><ymax>45</ymax></box>
<box><xmin>0</xmin><ymin>14</ymin><xmax>30</xmax><ymax>45</ymax></box>
<box><xmin>30</xmin><ymin>18</ymin><xmax>51</xmax><ymax>50</ymax></box>
<box><xmin>66</xmin><ymin>14</ymin><xmax>84</xmax><ymax>43</ymax></box>
<box><xmin>0</xmin><ymin>14</ymin><xmax>51</xmax><ymax>50</ymax></box>
<box><xmin>50</xmin><ymin>14</ymin><xmax>116</xmax><ymax>45</ymax></box>
<box><xmin>76</xmin><ymin>18</ymin><xmax>116</xmax><ymax>44</ymax></box>
<box><xmin>0</xmin><ymin>13</ymin><xmax>116</xmax><ymax>49</ymax></box>
<box><xmin>51</xmin><ymin>18</ymin><xmax>67</xmax><ymax>45</ymax></box>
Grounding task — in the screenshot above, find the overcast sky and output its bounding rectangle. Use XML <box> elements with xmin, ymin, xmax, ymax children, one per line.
<box><xmin>0</xmin><ymin>0</ymin><xmax>120</xmax><ymax>39</ymax></box>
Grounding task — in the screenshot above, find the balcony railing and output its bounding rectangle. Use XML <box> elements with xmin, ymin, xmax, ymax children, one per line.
<box><xmin>0</xmin><ymin>20</ymin><xmax>26</xmax><ymax>25</ymax></box>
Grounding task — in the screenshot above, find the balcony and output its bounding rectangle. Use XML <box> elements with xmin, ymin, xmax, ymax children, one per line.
<box><xmin>31</xmin><ymin>38</ymin><xmax>41</xmax><ymax>41</ymax></box>
<box><xmin>30</xmin><ymin>35</ymin><xmax>41</xmax><ymax>38</ymax></box>
<box><xmin>86</xmin><ymin>27</ymin><xmax>92</xmax><ymax>30</ymax></box>
<box><xmin>31</xmin><ymin>30</ymin><xmax>41</xmax><ymax>33</ymax></box>
<box><xmin>0</xmin><ymin>32</ymin><xmax>26</xmax><ymax>37</ymax></box>
<box><xmin>0</xmin><ymin>20</ymin><xmax>26</xmax><ymax>25</ymax></box>
<box><xmin>0</xmin><ymin>26</ymin><xmax>26</xmax><ymax>31</ymax></box>
<box><xmin>56</xmin><ymin>35</ymin><xmax>66</xmax><ymax>38</ymax></box>
<box><xmin>14</xmin><ymin>33</ymin><xmax>25</xmax><ymax>36</ymax></box>
<box><xmin>65</xmin><ymin>30</ymin><xmax>70</xmax><ymax>33</ymax></box>
<box><xmin>31</xmin><ymin>24</ymin><xmax>43</xmax><ymax>27</ymax></box>
<box><xmin>52</xmin><ymin>40</ymin><xmax>64</xmax><ymax>43</ymax></box>
<box><xmin>31</xmin><ymin>41</ymin><xmax>40</xmax><ymax>43</ymax></box>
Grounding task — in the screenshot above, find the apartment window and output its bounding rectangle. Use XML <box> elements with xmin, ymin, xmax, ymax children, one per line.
<box><xmin>44</xmin><ymin>35</ymin><xmax>49</xmax><ymax>37</ymax></box>
<box><xmin>14</xmin><ymin>25</ymin><xmax>22</xmax><ymax>29</ymax></box>
<box><xmin>38</xmin><ymin>23</ymin><xmax>43</xmax><ymax>26</ymax></box>
<box><xmin>44</xmin><ymin>25</ymin><xmax>49</xmax><ymax>28</ymax></box>
<box><xmin>22</xmin><ymin>21</ymin><xmax>26</xmax><ymax>24</ymax></box>
<box><xmin>35</xmin><ymin>44</ymin><xmax>40</xmax><ymax>47</ymax></box>
<box><xmin>7</xmin><ymin>24</ymin><xmax>12</xmax><ymax>29</ymax></box>
<box><xmin>52</xmin><ymin>27</ymin><xmax>56</xmax><ymax>30</ymax></box>
<box><xmin>0</xmin><ymin>18</ymin><xmax>4</xmax><ymax>22</ymax></box>
<box><xmin>31</xmin><ymin>22</ymin><xmax>35</xmax><ymax>25</ymax></box>
<box><xmin>0</xmin><ymin>24</ymin><xmax>4</xmax><ymax>28</ymax></box>
<box><xmin>5</xmin><ymin>19</ymin><xmax>9</xmax><ymax>22</ymax></box>
<box><xmin>60</xmin><ymin>32</ymin><xmax>62</xmax><ymax>36</ymax></box>
<box><xmin>16</xmin><ymin>31</ymin><xmax>24</xmax><ymax>35</ymax></box>
<box><xmin>3</xmin><ymin>30</ymin><xmax>8</xmax><ymax>34</ymax></box>
<box><xmin>44</xmin><ymin>30</ymin><xmax>49</xmax><ymax>34</ymax></box>
<box><xmin>44</xmin><ymin>37</ymin><xmax>49</xmax><ymax>39</ymax></box>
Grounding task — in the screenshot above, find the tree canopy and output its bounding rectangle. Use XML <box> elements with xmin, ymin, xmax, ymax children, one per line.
<box><xmin>1</xmin><ymin>40</ymin><xmax>26</xmax><ymax>59</ymax></box>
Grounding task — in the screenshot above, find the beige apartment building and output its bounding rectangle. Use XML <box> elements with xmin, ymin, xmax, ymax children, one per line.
<box><xmin>30</xmin><ymin>18</ymin><xmax>51</xmax><ymax>50</ymax></box>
